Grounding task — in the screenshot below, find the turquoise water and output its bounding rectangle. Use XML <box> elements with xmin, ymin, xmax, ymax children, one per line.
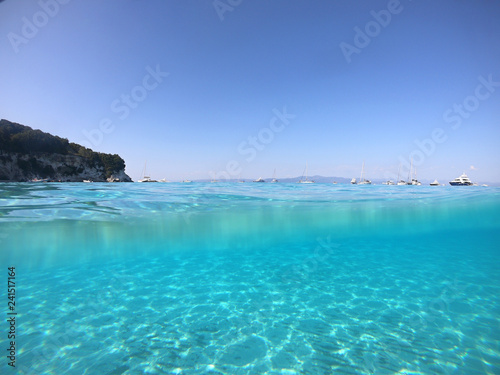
<box><xmin>0</xmin><ymin>183</ymin><xmax>499</xmax><ymax>374</ymax></box>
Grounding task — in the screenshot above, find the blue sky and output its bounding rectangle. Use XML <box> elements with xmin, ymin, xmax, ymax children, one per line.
<box><xmin>1</xmin><ymin>0</ymin><xmax>499</xmax><ymax>182</ymax></box>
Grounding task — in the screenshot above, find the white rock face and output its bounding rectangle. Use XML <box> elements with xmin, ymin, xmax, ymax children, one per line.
<box><xmin>107</xmin><ymin>170</ymin><xmax>131</xmax><ymax>182</ymax></box>
<box><xmin>0</xmin><ymin>152</ymin><xmax>132</xmax><ymax>182</ymax></box>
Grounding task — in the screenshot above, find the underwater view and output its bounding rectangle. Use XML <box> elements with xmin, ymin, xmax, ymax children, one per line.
<box><xmin>0</xmin><ymin>183</ymin><xmax>499</xmax><ymax>374</ymax></box>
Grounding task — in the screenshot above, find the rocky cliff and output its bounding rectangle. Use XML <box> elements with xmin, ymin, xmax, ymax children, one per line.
<box><xmin>0</xmin><ymin>119</ymin><xmax>132</xmax><ymax>182</ymax></box>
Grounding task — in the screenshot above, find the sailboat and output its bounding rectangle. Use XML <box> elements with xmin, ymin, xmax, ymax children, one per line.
<box><xmin>138</xmin><ymin>161</ymin><xmax>157</xmax><ymax>182</ymax></box>
<box><xmin>412</xmin><ymin>168</ymin><xmax>422</xmax><ymax>185</ymax></box>
<box><xmin>430</xmin><ymin>179</ymin><xmax>440</xmax><ymax>186</ymax></box>
<box><xmin>271</xmin><ymin>169</ymin><xmax>278</xmax><ymax>183</ymax></box>
<box><xmin>357</xmin><ymin>161</ymin><xmax>371</xmax><ymax>185</ymax></box>
<box><xmin>383</xmin><ymin>164</ymin><xmax>399</xmax><ymax>185</ymax></box>
<box><xmin>253</xmin><ymin>177</ymin><xmax>266</xmax><ymax>182</ymax></box>
<box><xmin>406</xmin><ymin>159</ymin><xmax>421</xmax><ymax>185</ymax></box>
<box><xmin>298</xmin><ymin>163</ymin><xmax>314</xmax><ymax>183</ymax></box>
<box><xmin>396</xmin><ymin>163</ymin><xmax>406</xmax><ymax>185</ymax></box>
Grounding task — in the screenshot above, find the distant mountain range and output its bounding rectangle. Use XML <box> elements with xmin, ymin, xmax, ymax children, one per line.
<box><xmin>196</xmin><ymin>176</ymin><xmax>352</xmax><ymax>184</ymax></box>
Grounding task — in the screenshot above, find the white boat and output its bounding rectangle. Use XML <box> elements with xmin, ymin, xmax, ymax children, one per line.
<box><xmin>138</xmin><ymin>162</ymin><xmax>157</xmax><ymax>182</ymax></box>
<box><xmin>405</xmin><ymin>159</ymin><xmax>421</xmax><ymax>185</ymax></box>
<box><xmin>271</xmin><ymin>169</ymin><xmax>278</xmax><ymax>183</ymax></box>
<box><xmin>182</xmin><ymin>180</ymin><xmax>192</xmax><ymax>183</ymax></box>
<box><xmin>449</xmin><ymin>173</ymin><xmax>473</xmax><ymax>186</ymax></box>
<box><xmin>382</xmin><ymin>180</ymin><xmax>395</xmax><ymax>185</ymax></box>
<box><xmin>158</xmin><ymin>178</ymin><xmax>169</xmax><ymax>183</ymax></box>
<box><xmin>31</xmin><ymin>178</ymin><xmax>49</xmax><ymax>182</ymax></box>
<box><xmin>351</xmin><ymin>178</ymin><xmax>357</xmax><ymax>184</ymax></box>
<box><xmin>253</xmin><ymin>177</ymin><xmax>266</xmax><ymax>183</ymax></box>
<box><xmin>395</xmin><ymin>163</ymin><xmax>406</xmax><ymax>185</ymax></box>
<box><xmin>83</xmin><ymin>179</ymin><xmax>93</xmax><ymax>183</ymax></box>
<box><xmin>411</xmin><ymin>168</ymin><xmax>422</xmax><ymax>185</ymax></box>
<box><xmin>298</xmin><ymin>163</ymin><xmax>314</xmax><ymax>183</ymax></box>
<box><xmin>357</xmin><ymin>161</ymin><xmax>371</xmax><ymax>185</ymax></box>
<box><xmin>430</xmin><ymin>179</ymin><xmax>440</xmax><ymax>186</ymax></box>
<box><xmin>409</xmin><ymin>179</ymin><xmax>421</xmax><ymax>186</ymax></box>
<box><xmin>138</xmin><ymin>176</ymin><xmax>156</xmax><ymax>182</ymax></box>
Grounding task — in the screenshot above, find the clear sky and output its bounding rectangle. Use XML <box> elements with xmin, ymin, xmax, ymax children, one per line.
<box><xmin>1</xmin><ymin>0</ymin><xmax>499</xmax><ymax>182</ymax></box>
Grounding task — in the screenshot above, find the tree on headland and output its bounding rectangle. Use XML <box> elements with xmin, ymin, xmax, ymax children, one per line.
<box><xmin>0</xmin><ymin>119</ymin><xmax>127</xmax><ymax>179</ymax></box>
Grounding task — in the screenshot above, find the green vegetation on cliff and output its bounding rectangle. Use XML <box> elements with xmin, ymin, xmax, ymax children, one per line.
<box><xmin>0</xmin><ymin>119</ymin><xmax>126</xmax><ymax>180</ymax></box>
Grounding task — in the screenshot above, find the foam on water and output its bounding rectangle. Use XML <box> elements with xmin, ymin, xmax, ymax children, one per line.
<box><xmin>0</xmin><ymin>183</ymin><xmax>499</xmax><ymax>374</ymax></box>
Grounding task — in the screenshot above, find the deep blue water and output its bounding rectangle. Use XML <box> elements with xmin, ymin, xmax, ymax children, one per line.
<box><xmin>0</xmin><ymin>183</ymin><xmax>499</xmax><ymax>374</ymax></box>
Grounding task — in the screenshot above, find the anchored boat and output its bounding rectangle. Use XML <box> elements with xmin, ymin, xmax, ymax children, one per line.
<box><xmin>298</xmin><ymin>163</ymin><xmax>314</xmax><ymax>183</ymax></box>
<box><xmin>357</xmin><ymin>161</ymin><xmax>371</xmax><ymax>185</ymax></box>
<box><xmin>449</xmin><ymin>173</ymin><xmax>473</xmax><ymax>186</ymax></box>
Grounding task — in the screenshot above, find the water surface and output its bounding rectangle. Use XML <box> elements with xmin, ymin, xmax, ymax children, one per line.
<box><xmin>0</xmin><ymin>183</ymin><xmax>498</xmax><ymax>374</ymax></box>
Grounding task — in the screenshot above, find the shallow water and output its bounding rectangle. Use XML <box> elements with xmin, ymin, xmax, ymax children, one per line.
<box><xmin>0</xmin><ymin>183</ymin><xmax>499</xmax><ymax>374</ymax></box>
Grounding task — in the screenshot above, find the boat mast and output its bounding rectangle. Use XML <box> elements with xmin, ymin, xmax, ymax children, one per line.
<box><xmin>407</xmin><ymin>158</ymin><xmax>413</xmax><ymax>183</ymax></box>
<box><xmin>360</xmin><ymin>161</ymin><xmax>365</xmax><ymax>182</ymax></box>
<box><xmin>397</xmin><ymin>163</ymin><xmax>401</xmax><ymax>182</ymax></box>
<box><xmin>142</xmin><ymin>161</ymin><xmax>147</xmax><ymax>179</ymax></box>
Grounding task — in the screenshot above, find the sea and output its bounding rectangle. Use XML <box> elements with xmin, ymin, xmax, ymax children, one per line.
<box><xmin>0</xmin><ymin>182</ymin><xmax>499</xmax><ymax>375</ymax></box>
